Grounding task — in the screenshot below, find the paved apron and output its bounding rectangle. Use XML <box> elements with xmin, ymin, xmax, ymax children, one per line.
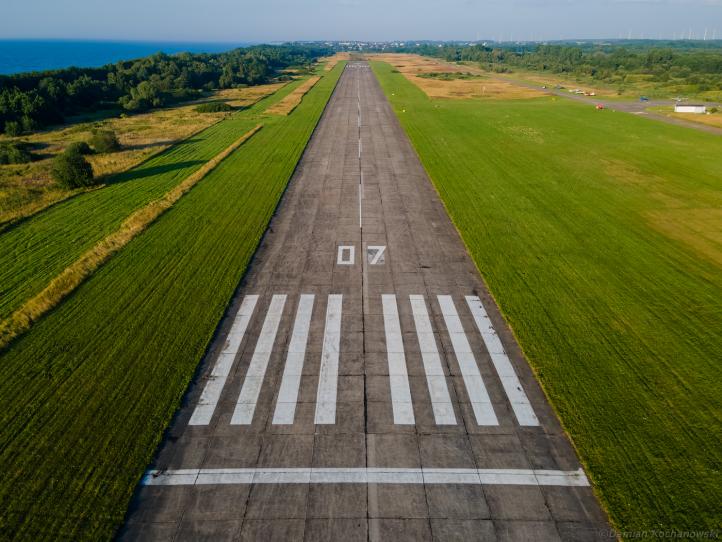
<box><xmin>120</xmin><ymin>62</ymin><xmax>610</xmax><ymax>542</ymax></box>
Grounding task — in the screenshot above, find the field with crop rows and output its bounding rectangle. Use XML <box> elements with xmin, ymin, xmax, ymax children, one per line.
<box><xmin>0</xmin><ymin>77</ymin><xmax>305</xmax><ymax>322</ymax></box>
<box><xmin>0</xmin><ymin>62</ymin><xmax>344</xmax><ymax>541</ymax></box>
<box><xmin>371</xmin><ymin>61</ymin><xmax>722</xmax><ymax>532</ymax></box>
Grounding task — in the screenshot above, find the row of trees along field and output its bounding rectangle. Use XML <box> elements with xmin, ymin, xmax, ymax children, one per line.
<box><xmin>0</xmin><ymin>44</ymin><xmax>331</xmax><ymax>135</ymax></box>
<box><xmin>399</xmin><ymin>42</ymin><xmax>722</xmax><ymax>94</ymax></box>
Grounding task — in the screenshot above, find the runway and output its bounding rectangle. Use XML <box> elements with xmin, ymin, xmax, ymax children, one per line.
<box><xmin>120</xmin><ymin>62</ymin><xmax>609</xmax><ymax>541</ymax></box>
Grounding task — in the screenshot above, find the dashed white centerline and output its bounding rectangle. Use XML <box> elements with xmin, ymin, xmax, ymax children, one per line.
<box><xmin>382</xmin><ymin>294</ymin><xmax>415</xmax><ymax>424</ymax></box>
<box><xmin>410</xmin><ymin>295</ymin><xmax>457</xmax><ymax>425</ymax></box>
<box><xmin>189</xmin><ymin>295</ymin><xmax>258</xmax><ymax>426</ymax></box>
<box><xmin>465</xmin><ymin>295</ymin><xmax>540</xmax><ymax>426</ymax></box>
<box><xmin>272</xmin><ymin>294</ymin><xmax>315</xmax><ymax>425</ymax></box>
<box><xmin>231</xmin><ymin>295</ymin><xmax>286</xmax><ymax>425</ymax></box>
<box><xmin>315</xmin><ymin>294</ymin><xmax>343</xmax><ymax>424</ymax></box>
<box><xmin>142</xmin><ymin>467</ymin><xmax>590</xmax><ymax>487</ymax></box>
<box><xmin>437</xmin><ymin>295</ymin><xmax>499</xmax><ymax>426</ymax></box>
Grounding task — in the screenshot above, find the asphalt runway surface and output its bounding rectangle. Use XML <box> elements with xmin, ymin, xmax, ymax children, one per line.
<box><xmin>120</xmin><ymin>62</ymin><xmax>610</xmax><ymax>541</ymax></box>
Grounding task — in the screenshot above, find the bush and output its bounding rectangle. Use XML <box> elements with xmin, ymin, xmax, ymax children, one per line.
<box><xmin>66</xmin><ymin>141</ymin><xmax>93</xmax><ymax>155</ymax></box>
<box><xmin>0</xmin><ymin>142</ymin><xmax>33</xmax><ymax>164</ymax></box>
<box><xmin>51</xmin><ymin>149</ymin><xmax>94</xmax><ymax>188</ymax></box>
<box><xmin>4</xmin><ymin>121</ymin><xmax>21</xmax><ymax>137</ymax></box>
<box><xmin>89</xmin><ymin>129</ymin><xmax>121</xmax><ymax>153</ymax></box>
<box><xmin>195</xmin><ymin>101</ymin><xmax>233</xmax><ymax>113</ymax></box>
<box><xmin>709</xmin><ymin>107</ymin><xmax>719</xmax><ymax>114</ymax></box>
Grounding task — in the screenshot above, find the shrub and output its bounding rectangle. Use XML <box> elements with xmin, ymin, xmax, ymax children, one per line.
<box><xmin>21</xmin><ymin>115</ymin><xmax>37</xmax><ymax>133</ymax></box>
<box><xmin>66</xmin><ymin>141</ymin><xmax>93</xmax><ymax>155</ymax></box>
<box><xmin>51</xmin><ymin>149</ymin><xmax>94</xmax><ymax>188</ymax></box>
<box><xmin>89</xmin><ymin>129</ymin><xmax>121</xmax><ymax>153</ymax></box>
<box><xmin>195</xmin><ymin>101</ymin><xmax>234</xmax><ymax>113</ymax></box>
<box><xmin>709</xmin><ymin>107</ymin><xmax>718</xmax><ymax>114</ymax></box>
<box><xmin>4</xmin><ymin>121</ymin><xmax>21</xmax><ymax>137</ymax></box>
<box><xmin>0</xmin><ymin>142</ymin><xmax>33</xmax><ymax>164</ymax></box>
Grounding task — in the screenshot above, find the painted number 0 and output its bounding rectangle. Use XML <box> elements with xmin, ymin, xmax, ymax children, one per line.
<box><xmin>336</xmin><ymin>245</ymin><xmax>386</xmax><ymax>265</ymax></box>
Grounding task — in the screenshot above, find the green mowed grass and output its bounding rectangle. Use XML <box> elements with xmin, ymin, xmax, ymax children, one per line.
<box><xmin>0</xmin><ymin>63</ymin><xmax>344</xmax><ymax>541</ymax></box>
<box><xmin>0</xmin><ymin>76</ymin><xmax>307</xmax><ymax>322</ymax></box>
<box><xmin>372</xmin><ymin>61</ymin><xmax>721</xmax><ymax>532</ymax></box>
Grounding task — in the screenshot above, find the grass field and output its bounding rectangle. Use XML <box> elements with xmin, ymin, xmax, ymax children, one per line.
<box><xmin>371</xmin><ymin>53</ymin><xmax>543</xmax><ymax>100</ymax></box>
<box><xmin>0</xmin><ymin>62</ymin><xmax>344</xmax><ymax>541</ymax></box>
<box><xmin>371</xmin><ymin>61</ymin><xmax>722</xmax><ymax>533</ymax></box>
<box><xmin>0</xmin><ymin>77</ymin><xmax>307</xmax><ymax>323</ymax></box>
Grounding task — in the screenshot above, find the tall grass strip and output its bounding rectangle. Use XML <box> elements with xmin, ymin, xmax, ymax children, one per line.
<box><xmin>265</xmin><ymin>76</ymin><xmax>321</xmax><ymax>115</ymax></box>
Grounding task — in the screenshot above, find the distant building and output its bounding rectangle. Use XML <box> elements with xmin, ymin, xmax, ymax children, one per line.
<box><xmin>675</xmin><ymin>104</ymin><xmax>706</xmax><ymax>114</ymax></box>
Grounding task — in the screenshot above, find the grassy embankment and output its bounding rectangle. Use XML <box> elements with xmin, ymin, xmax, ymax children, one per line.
<box><xmin>0</xmin><ymin>78</ymin><xmax>304</xmax><ymax>323</ymax></box>
<box><xmin>0</xmin><ymin>62</ymin><xmax>345</xmax><ymax>540</ymax></box>
<box><xmin>372</xmin><ymin>61</ymin><xmax>721</xmax><ymax>533</ymax></box>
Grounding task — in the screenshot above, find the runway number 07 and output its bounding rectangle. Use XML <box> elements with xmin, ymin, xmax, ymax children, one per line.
<box><xmin>336</xmin><ymin>245</ymin><xmax>386</xmax><ymax>266</ymax></box>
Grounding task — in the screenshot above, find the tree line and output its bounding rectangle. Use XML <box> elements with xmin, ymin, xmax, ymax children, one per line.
<box><xmin>0</xmin><ymin>45</ymin><xmax>331</xmax><ymax>135</ymax></box>
<box><xmin>388</xmin><ymin>42</ymin><xmax>722</xmax><ymax>94</ymax></box>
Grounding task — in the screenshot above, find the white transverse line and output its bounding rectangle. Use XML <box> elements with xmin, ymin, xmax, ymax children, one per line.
<box><xmin>409</xmin><ymin>295</ymin><xmax>456</xmax><ymax>425</ymax></box>
<box><xmin>465</xmin><ymin>296</ymin><xmax>540</xmax><ymax>426</ymax></box>
<box><xmin>382</xmin><ymin>294</ymin><xmax>415</xmax><ymax>424</ymax></box>
<box><xmin>231</xmin><ymin>295</ymin><xmax>287</xmax><ymax>425</ymax></box>
<box><xmin>315</xmin><ymin>294</ymin><xmax>343</xmax><ymax>424</ymax></box>
<box><xmin>272</xmin><ymin>295</ymin><xmax>315</xmax><ymax>425</ymax></box>
<box><xmin>142</xmin><ymin>467</ymin><xmax>590</xmax><ymax>488</ymax></box>
<box><xmin>437</xmin><ymin>295</ymin><xmax>498</xmax><ymax>426</ymax></box>
<box><xmin>189</xmin><ymin>295</ymin><xmax>259</xmax><ymax>425</ymax></box>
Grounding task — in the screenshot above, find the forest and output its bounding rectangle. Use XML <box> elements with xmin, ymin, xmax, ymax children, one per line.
<box><xmin>0</xmin><ymin>44</ymin><xmax>330</xmax><ymax>134</ymax></box>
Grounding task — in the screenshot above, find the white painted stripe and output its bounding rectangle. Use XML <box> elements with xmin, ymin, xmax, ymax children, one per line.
<box><xmin>409</xmin><ymin>295</ymin><xmax>456</xmax><ymax>425</ymax></box>
<box><xmin>382</xmin><ymin>294</ymin><xmax>415</xmax><ymax>424</ymax></box>
<box><xmin>465</xmin><ymin>296</ymin><xmax>539</xmax><ymax>426</ymax></box>
<box><xmin>315</xmin><ymin>294</ymin><xmax>343</xmax><ymax>424</ymax></box>
<box><xmin>142</xmin><ymin>467</ymin><xmax>589</xmax><ymax>487</ymax></box>
<box><xmin>437</xmin><ymin>295</ymin><xmax>498</xmax><ymax>426</ymax></box>
<box><xmin>189</xmin><ymin>295</ymin><xmax>259</xmax><ymax>425</ymax></box>
<box><xmin>230</xmin><ymin>295</ymin><xmax>287</xmax><ymax>424</ymax></box>
<box><xmin>272</xmin><ymin>295</ymin><xmax>315</xmax><ymax>424</ymax></box>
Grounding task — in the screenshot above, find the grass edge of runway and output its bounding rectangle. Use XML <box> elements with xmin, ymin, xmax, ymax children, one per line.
<box><xmin>370</xmin><ymin>60</ymin><xmax>722</xmax><ymax>534</ymax></box>
<box><xmin>0</xmin><ymin>62</ymin><xmax>345</xmax><ymax>541</ymax></box>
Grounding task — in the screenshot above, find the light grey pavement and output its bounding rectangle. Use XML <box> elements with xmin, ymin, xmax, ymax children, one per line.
<box><xmin>119</xmin><ymin>62</ymin><xmax>610</xmax><ymax>542</ymax></box>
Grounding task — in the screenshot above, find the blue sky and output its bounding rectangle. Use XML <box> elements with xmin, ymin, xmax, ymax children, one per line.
<box><xmin>1</xmin><ymin>0</ymin><xmax>721</xmax><ymax>42</ymax></box>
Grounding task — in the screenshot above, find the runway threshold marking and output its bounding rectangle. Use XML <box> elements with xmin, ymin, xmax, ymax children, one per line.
<box><xmin>438</xmin><ymin>295</ymin><xmax>499</xmax><ymax>426</ymax></box>
<box><xmin>189</xmin><ymin>295</ymin><xmax>259</xmax><ymax>426</ymax></box>
<box><xmin>382</xmin><ymin>294</ymin><xmax>415</xmax><ymax>424</ymax></box>
<box><xmin>189</xmin><ymin>294</ymin><xmax>541</xmax><ymax>427</ymax></box>
<box><xmin>315</xmin><ymin>294</ymin><xmax>343</xmax><ymax>424</ymax></box>
<box><xmin>466</xmin><ymin>296</ymin><xmax>540</xmax><ymax>426</ymax></box>
<box><xmin>272</xmin><ymin>294</ymin><xmax>315</xmax><ymax>425</ymax></box>
<box><xmin>409</xmin><ymin>295</ymin><xmax>457</xmax><ymax>425</ymax></box>
<box><xmin>231</xmin><ymin>295</ymin><xmax>287</xmax><ymax>424</ymax></box>
<box><xmin>142</xmin><ymin>467</ymin><xmax>590</xmax><ymax>487</ymax></box>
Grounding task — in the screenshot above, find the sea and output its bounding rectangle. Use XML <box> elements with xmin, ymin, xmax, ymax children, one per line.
<box><xmin>0</xmin><ymin>39</ymin><xmax>255</xmax><ymax>75</ymax></box>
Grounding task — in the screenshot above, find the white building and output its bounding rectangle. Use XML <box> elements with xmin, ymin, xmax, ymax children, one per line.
<box><xmin>674</xmin><ymin>104</ymin><xmax>707</xmax><ymax>114</ymax></box>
